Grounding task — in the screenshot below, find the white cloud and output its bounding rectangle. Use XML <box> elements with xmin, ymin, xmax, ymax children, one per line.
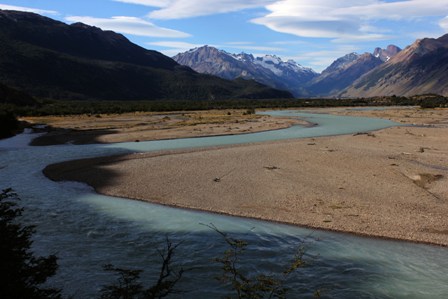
<box><xmin>252</xmin><ymin>17</ymin><xmax>362</xmax><ymax>39</ymax></box>
<box><xmin>0</xmin><ymin>4</ymin><xmax>58</xmax><ymax>15</ymax></box>
<box><xmin>343</xmin><ymin>0</ymin><xmax>448</xmax><ymax>20</ymax></box>
<box><xmin>224</xmin><ymin>44</ymin><xmax>284</xmax><ymax>53</ymax></box>
<box><xmin>113</xmin><ymin>0</ymin><xmax>167</xmax><ymax>7</ymax></box>
<box><xmin>65</xmin><ymin>16</ymin><xmax>190</xmax><ymax>38</ymax></box>
<box><xmin>112</xmin><ymin>0</ymin><xmax>448</xmax><ymax>40</ymax></box>
<box><xmin>404</xmin><ymin>31</ymin><xmax>443</xmax><ymax>40</ymax></box>
<box><xmin>146</xmin><ymin>0</ymin><xmax>274</xmax><ymax>20</ymax></box>
<box><xmin>332</xmin><ymin>34</ymin><xmax>392</xmax><ymax>44</ymax></box>
<box><xmin>440</xmin><ymin>17</ymin><xmax>448</xmax><ymax>32</ymax></box>
<box><xmin>147</xmin><ymin>41</ymin><xmax>203</xmax><ymax>49</ymax></box>
<box><xmin>271</xmin><ymin>40</ymin><xmax>313</xmax><ymax>46</ymax></box>
<box><xmin>225</xmin><ymin>41</ymin><xmax>255</xmax><ymax>46</ymax></box>
<box><xmin>225</xmin><ymin>42</ymin><xmax>282</xmax><ymax>52</ymax></box>
<box><xmin>251</xmin><ymin>0</ymin><xmax>448</xmax><ymax>40</ymax></box>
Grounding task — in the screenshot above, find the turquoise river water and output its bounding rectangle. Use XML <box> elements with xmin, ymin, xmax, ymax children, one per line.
<box><xmin>0</xmin><ymin>111</ymin><xmax>447</xmax><ymax>298</ymax></box>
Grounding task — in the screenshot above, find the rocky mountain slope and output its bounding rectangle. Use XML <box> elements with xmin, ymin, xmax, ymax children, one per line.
<box><xmin>306</xmin><ymin>46</ymin><xmax>401</xmax><ymax>96</ymax></box>
<box><xmin>173</xmin><ymin>46</ymin><xmax>317</xmax><ymax>97</ymax></box>
<box><xmin>0</xmin><ymin>10</ymin><xmax>291</xmax><ymax>101</ymax></box>
<box><xmin>373</xmin><ymin>45</ymin><xmax>401</xmax><ymax>62</ymax></box>
<box><xmin>342</xmin><ymin>35</ymin><xmax>448</xmax><ymax>97</ymax></box>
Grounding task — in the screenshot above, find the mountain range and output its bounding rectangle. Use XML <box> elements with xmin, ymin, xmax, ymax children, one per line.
<box><xmin>173</xmin><ymin>46</ymin><xmax>317</xmax><ymax>97</ymax></box>
<box><xmin>0</xmin><ymin>9</ymin><xmax>291</xmax><ymax>101</ymax></box>
<box><xmin>0</xmin><ymin>9</ymin><xmax>447</xmax><ymax>102</ymax></box>
<box><xmin>305</xmin><ymin>45</ymin><xmax>402</xmax><ymax>97</ymax></box>
<box><xmin>342</xmin><ymin>35</ymin><xmax>448</xmax><ymax>97</ymax></box>
<box><xmin>174</xmin><ymin>45</ymin><xmax>408</xmax><ymax>97</ymax></box>
<box><xmin>174</xmin><ymin>38</ymin><xmax>448</xmax><ymax>97</ymax></box>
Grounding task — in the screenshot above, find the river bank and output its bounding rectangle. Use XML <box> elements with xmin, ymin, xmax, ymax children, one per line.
<box><xmin>24</xmin><ymin>109</ymin><xmax>306</xmax><ymax>145</ymax></box>
<box><xmin>44</xmin><ymin>107</ymin><xmax>448</xmax><ymax>246</ymax></box>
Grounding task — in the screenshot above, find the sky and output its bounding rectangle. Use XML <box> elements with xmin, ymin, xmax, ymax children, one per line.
<box><xmin>1</xmin><ymin>0</ymin><xmax>448</xmax><ymax>72</ymax></box>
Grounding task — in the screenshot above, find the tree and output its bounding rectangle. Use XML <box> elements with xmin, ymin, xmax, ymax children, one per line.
<box><xmin>0</xmin><ymin>188</ymin><xmax>61</xmax><ymax>299</ymax></box>
<box><xmin>0</xmin><ymin>111</ymin><xmax>19</xmax><ymax>139</ymax></box>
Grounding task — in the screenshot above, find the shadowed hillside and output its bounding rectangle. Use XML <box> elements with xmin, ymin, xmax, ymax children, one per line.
<box><xmin>0</xmin><ymin>10</ymin><xmax>292</xmax><ymax>101</ymax></box>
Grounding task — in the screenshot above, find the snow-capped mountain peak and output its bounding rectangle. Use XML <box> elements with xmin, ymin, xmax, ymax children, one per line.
<box><xmin>173</xmin><ymin>45</ymin><xmax>318</xmax><ymax>97</ymax></box>
<box><xmin>232</xmin><ymin>52</ymin><xmax>254</xmax><ymax>62</ymax></box>
<box><xmin>253</xmin><ymin>55</ymin><xmax>316</xmax><ymax>76</ymax></box>
<box><xmin>261</xmin><ymin>54</ymin><xmax>282</xmax><ymax>64</ymax></box>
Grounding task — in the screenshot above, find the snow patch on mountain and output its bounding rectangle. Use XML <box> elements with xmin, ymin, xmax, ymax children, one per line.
<box><xmin>253</xmin><ymin>55</ymin><xmax>316</xmax><ymax>76</ymax></box>
<box><xmin>222</xmin><ymin>51</ymin><xmax>317</xmax><ymax>77</ymax></box>
<box><xmin>173</xmin><ymin>46</ymin><xmax>318</xmax><ymax>97</ymax></box>
<box><xmin>254</xmin><ymin>57</ymin><xmax>284</xmax><ymax>76</ymax></box>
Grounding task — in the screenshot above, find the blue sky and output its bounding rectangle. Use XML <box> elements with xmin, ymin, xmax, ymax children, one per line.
<box><xmin>1</xmin><ymin>0</ymin><xmax>448</xmax><ymax>72</ymax></box>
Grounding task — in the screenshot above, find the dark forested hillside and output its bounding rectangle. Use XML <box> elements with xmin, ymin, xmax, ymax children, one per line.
<box><xmin>0</xmin><ymin>10</ymin><xmax>291</xmax><ymax>101</ymax></box>
<box><xmin>0</xmin><ymin>82</ymin><xmax>37</xmax><ymax>106</ymax></box>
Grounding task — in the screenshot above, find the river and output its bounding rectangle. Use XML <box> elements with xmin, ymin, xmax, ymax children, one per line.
<box><xmin>1</xmin><ymin>111</ymin><xmax>447</xmax><ymax>298</ymax></box>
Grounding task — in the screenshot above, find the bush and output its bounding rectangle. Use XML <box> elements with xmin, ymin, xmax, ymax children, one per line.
<box><xmin>0</xmin><ymin>189</ymin><xmax>61</xmax><ymax>299</ymax></box>
<box><xmin>0</xmin><ymin>111</ymin><xmax>19</xmax><ymax>139</ymax></box>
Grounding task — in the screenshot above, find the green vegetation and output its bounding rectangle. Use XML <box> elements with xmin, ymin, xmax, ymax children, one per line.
<box><xmin>1</xmin><ymin>94</ymin><xmax>447</xmax><ymax>119</ymax></box>
<box><xmin>0</xmin><ymin>110</ymin><xmax>19</xmax><ymax>138</ymax></box>
<box><xmin>1</xmin><ymin>93</ymin><xmax>446</xmax><ymax>141</ymax></box>
<box><xmin>0</xmin><ymin>82</ymin><xmax>37</xmax><ymax>106</ymax></box>
<box><xmin>414</xmin><ymin>94</ymin><xmax>448</xmax><ymax>108</ymax></box>
<box><xmin>0</xmin><ymin>189</ymin><xmax>61</xmax><ymax>299</ymax></box>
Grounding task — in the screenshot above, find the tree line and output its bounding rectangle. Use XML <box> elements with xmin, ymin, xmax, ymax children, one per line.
<box><xmin>0</xmin><ymin>94</ymin><xmax>447</xmax><ymax>117</ymax></box>
<box><xmin>1</xmin><ymin>94</ymin><xmax>447</xmax><ymax>140</ymax></box>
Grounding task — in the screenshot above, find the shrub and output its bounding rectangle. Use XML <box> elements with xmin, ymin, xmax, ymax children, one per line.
<box><xmin>0</xmin><ymin>189</ymin><xmax>61</xmax><ymax>299</ymax></box>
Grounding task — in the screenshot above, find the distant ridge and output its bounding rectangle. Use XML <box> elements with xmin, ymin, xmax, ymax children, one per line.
<box><xmin>0</xmin><ymin>10</ymin><xmax>292</xmax><ymax>101</ymax></box>
<box><xmin>306</xmin><ymin>46</ymin><xmax>401</xmax><ymax>97</ymax></box>
<box><xmin>342</xmin><ymin>35</ymin><xmax>448</xmax><ymax>97</ymax></box>
<box><xmin>173</xmin><ymin>46</ymin><xmax>317</xmax><ymax>97</ymax></box>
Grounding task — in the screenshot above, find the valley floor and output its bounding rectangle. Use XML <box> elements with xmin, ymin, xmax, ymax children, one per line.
<box><xmin>43</xmin><ymin>107</ymin><xmax>448</xmax><ymax>246</ymax></box>
<box><xmin>25</xmin><ymin>109</ymin><xmax>305</xmax><ymax>145</ymax></box>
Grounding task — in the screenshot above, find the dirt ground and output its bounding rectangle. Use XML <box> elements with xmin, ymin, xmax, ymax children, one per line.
<box><xmin>24</xmin><ymin>109</ymin><xmax>306</xmax><ymax>145</ymax></box>
<box><xmin>43</xmin><ymin>107</ymin><xmax>448</xmax><ymax>246</ymax></box>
